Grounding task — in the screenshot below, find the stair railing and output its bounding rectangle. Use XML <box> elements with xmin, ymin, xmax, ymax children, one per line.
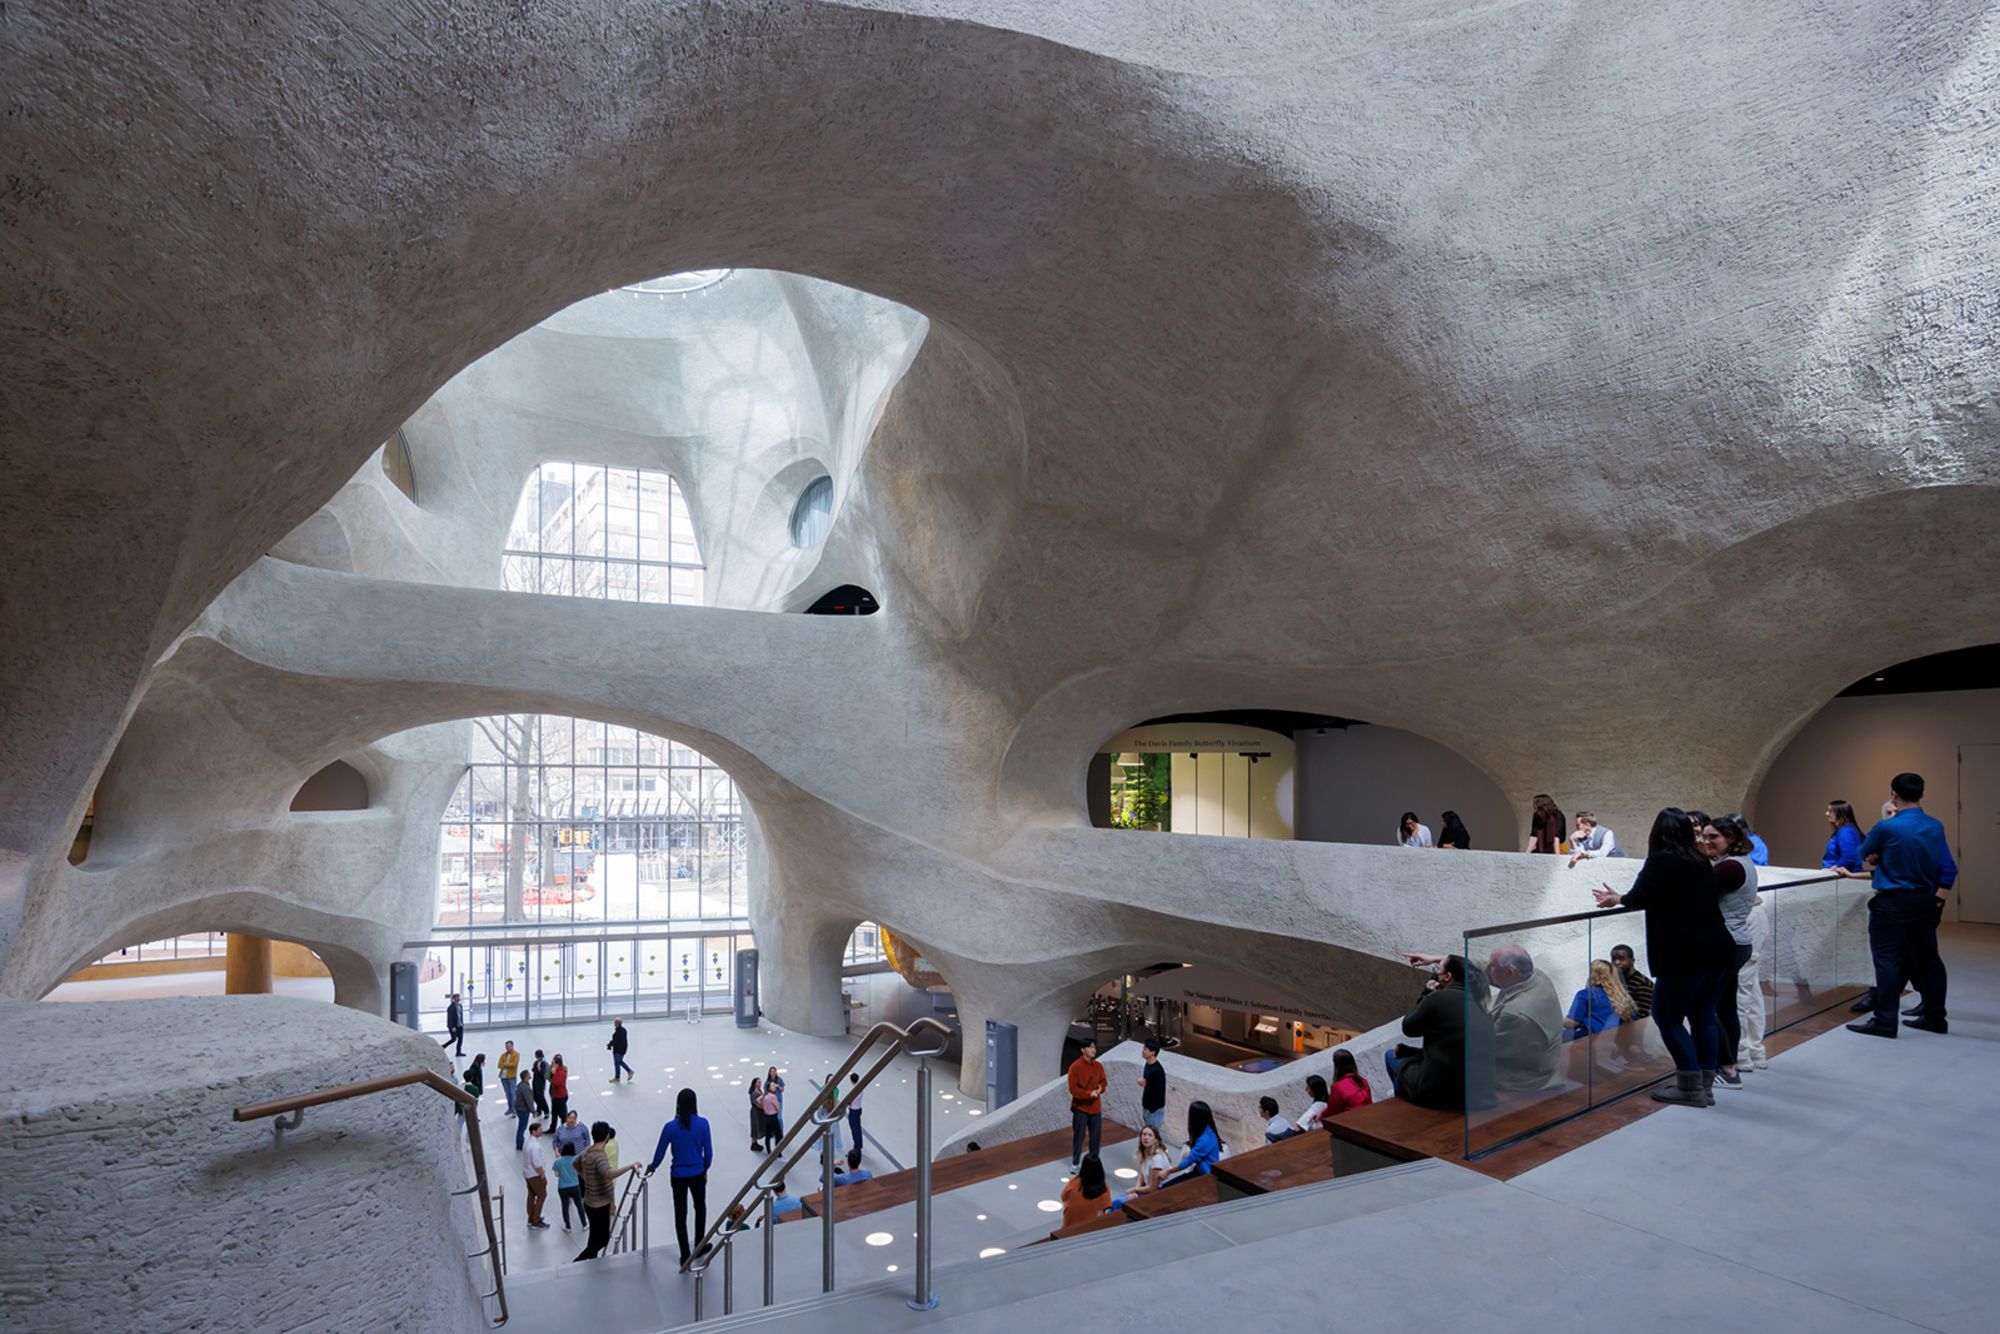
<box><xmin>682</xmin><ymin>1016</ymin><xmax>952</xmax><ymax>1320</ymax></box>
<box><xmin>233</xmin><ymin>1069</ymin><xmax>508</xmax><ymax>1326</ymax></box>
<box><xmin>608</xmin><ymin>1167</ymin><xmax>651</xmax><ymax>1256</ymax></box>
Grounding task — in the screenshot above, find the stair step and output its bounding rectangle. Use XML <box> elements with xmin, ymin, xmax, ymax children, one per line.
<box><xmin>796</xmin><ymin>1121</ymin><xmax>1138</xmax><ymax>1221</ymax></box>
<box><xmin>690</xmin><ymin>1158</ymin><xmax>1489</xmax><ymax>1331</ymax></box>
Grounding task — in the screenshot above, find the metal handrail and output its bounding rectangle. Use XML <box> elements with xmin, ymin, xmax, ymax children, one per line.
<box><xmin>233</xmin><ymin>1069</ymin><xmax>509</xmax><ymax>1326</ymax></box>
<box><xmin>680</xmin><ymin>1015</ymin><xmax>952</xmax><ymax>1318</ymax></box>
<box><xmin>1463</xmin><ymin>871</ymin><xmax>1844</xmax><ymax>938</ymax></box>
<box><xmin>609</xmin><ymin>1170</ymin><xmax>650</xmax><ymax>1256</ymax></box>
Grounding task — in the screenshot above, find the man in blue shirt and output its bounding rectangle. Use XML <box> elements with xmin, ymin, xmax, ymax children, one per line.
<box><xmin>1837</xmin><ymin>772</ymin><xmax>1955</xmax><ymax>1037</ymax></box>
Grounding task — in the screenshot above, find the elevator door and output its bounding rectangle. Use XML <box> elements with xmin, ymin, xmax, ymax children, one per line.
<box><xmin>1959</xmin><ymin>744</ymin><xmax>2000</xmax><ymax>924</ymax></box>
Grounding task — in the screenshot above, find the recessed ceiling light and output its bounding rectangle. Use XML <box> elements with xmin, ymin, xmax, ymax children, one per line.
<box><xmin>1874</xmin><ymin>676</ymin><xmax>1886</xmax><ymax>682</ymax></box>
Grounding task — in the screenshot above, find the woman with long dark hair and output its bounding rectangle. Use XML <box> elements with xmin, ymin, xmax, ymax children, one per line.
<box><xmin>645</xmin><ymin>1088</ymin><xmax>714</xmax><ymax>1264</ymax></box>
<box><xmin>1399</xmin><ymin>811</ymin><xmax>1434</xmax><ymax>848</ymax></box>
<box><xmin>1822</xmin><ymin>799</ymin><xmax>1865</xmax><ymax>871</ymax></box>
<box><xmin>1525</xmin><ymin>795</ymin><xmax>1567</xmax><ymax>854</ymax></box>
<box><xmin>1438</xmin><ymin>811</ymin><xmax>1472</xmax><ymax>850</ymax></box>
<box><xmin>1059</xmin><ymin>1152</ymin><xmax>1111</xmax><ymax>1229</ymax></box>
<box><xmin>1166</xmin><ymin>1100</ymin><xmax>1223</xmax><ymax>1183</ymax></box>
<box><xmin>1592</xmin><ymin>808</ymin><xmax>1736</xmax><ymax>1106</ymax></box>
<box><xmin>1322</xmin><ymin>1048</ymin><xmax>1373</xmax><ymax>1118</ymax></box>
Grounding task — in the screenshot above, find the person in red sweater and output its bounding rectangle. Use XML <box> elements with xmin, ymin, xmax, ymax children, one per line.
<box><xmin>1067</xmin><ymin>1041</ymin><xmax>1107</xmax><ymax>1169</ymax></box>
<box><xmin>1314</xmin><ymin>1048</ymin><xmax>1374</xmax><ymax>1126</ymax></box>
<box><xmin>549</xmin><ymin>1054</ymin><xmax>571</xmax><ymax>1125</ymax></box>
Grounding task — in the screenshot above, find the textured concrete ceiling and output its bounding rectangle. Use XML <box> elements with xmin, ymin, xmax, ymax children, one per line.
<box><xmin>4</xmin><ymin>2</ymin><xmax>1998</xmax><ymax>1085</ymax></box>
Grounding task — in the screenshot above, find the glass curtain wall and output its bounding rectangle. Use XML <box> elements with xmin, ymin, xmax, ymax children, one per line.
<box><xmin>435</xmin><ymin>718</ymin><xmax>747</xmax><ymax>928</ymax></box>
<box><xmin>502</xmin><ymin>462</ymin><xmax>704</xmax><ymax>604</ymax></box>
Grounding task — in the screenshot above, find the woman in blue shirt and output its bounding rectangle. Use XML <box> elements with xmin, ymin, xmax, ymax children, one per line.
<box><xmin>1822</xmin><ymin>800</ymin><xmax>1866</xmax><ymax>871</ymax></box>
<box><xmin>647</xmin><ymin>1088</ymin><xmax>714</xmax><ymax>1264</ymax></box>
<box><xmin>1166</xmin><ymin>1101</ymin><xmax>1223</xmax><ymax>1184</ymax></box>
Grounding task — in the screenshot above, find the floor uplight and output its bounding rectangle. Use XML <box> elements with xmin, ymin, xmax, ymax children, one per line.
<box><xmin>979</xmin><ymin>1247</ymin><xmax>1006</xmax><ymax>1258</ymax></box>
<box><xmin>1036</xmin><ymin>1200</ymin><xmax>1061</xmax><ymax>1213</ymax></box>
<box><xmin>865</xmin><ymin>1232</ymin><xmax>894</xmax><ymax>1247</ymax></box>
<box><xmin>1113</xmin><ymin>1167</ymin><xmax>1138</xmax><ymax>1179</ymax></box>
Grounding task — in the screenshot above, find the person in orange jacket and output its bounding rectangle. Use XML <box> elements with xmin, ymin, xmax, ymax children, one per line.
<box><xmin>1067</xmin><ymin>1040</ymin><xmax>1107</xmax><ymax>1169</ymax></box>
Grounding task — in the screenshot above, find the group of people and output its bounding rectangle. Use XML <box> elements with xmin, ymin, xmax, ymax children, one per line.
<box><xmin>1398</xmin><ymin>811</ymin><xmax>1474</xmax><ymax>850</ymax></box>
<box><xmin>1054</xmin><ymin>1037</ymin><xmax>1376</xmax><ymax>1233</ymax></box>
<box><xmin>1383</xmin><ymin>772</ymin><xmax>1956</xmax><ymax>1112</ymax></box>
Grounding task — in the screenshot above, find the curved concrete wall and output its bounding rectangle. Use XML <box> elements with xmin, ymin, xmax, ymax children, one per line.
<box><xmin>0</xmin><ymin>997</ymin><xmax>486</xmax><ymax>1334</ymax></box>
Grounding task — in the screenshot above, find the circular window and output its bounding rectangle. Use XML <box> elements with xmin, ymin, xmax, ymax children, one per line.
<box><xmin>619</xmin><ymin>269</ymin><xmax>733</xmax><ymax>295</ymax></box>
<box><xmin>789</xmin><ymin>475</ymin><xmax>834</xmax><ymax>549</ymax></box>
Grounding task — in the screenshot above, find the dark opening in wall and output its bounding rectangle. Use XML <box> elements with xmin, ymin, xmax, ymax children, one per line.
<box><xmin>1838</xmin><ymin>643</ymin><xmax>2000</xmax><ymax>697</ymax></box>
<box><xmin>291</xmin><ymin>760</ymin><xmax>370</xmax><ymax>812</ymax></box>
<box><xmin>381</xmin><ymin>428</ymin><xmax>418</xmax><ymax>502</ymax></box>
<box><xmin>68</xmin><ymin>791</ymin><xmax>96</xmax><ymax>865</ymax></box>
<box><xmin>804</xmin><ymin>585</ymin><xmax>879</xmax><ymax>615</ymax></box>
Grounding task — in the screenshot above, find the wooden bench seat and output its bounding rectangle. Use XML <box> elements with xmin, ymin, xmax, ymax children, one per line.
<box><xmin>798</xmin><ymin>1120</ymin><xmax>1137</xmax><ymax>1220</ymax></box>
<box><xmin>1121</xmin><ymin>1172</ymin><xmax>1216</xmax><ymax>1219</ymax></box>
<box><xmin>1212</xmin><ymin>1130</ymin><xmax>1337</xmax><ymax>1196</ymax></box>
<box><xmin>1030</xmin><ymin>1208</ymin><xmax>1131</xmax><ymax>1246</ymax></box>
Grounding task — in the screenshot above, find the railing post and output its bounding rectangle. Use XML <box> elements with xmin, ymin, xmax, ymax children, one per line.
<box><xmin>641</xmin><ymin>1176</ymin><xmax>649</xmax><ymax>1257</ymax></box>
<box><xmin>723</xmin><ymin>1231</ymin><xmax>735</xmax><ymax>1315</ymax></box>
<box><xmin>821</xmin><ymin>1124</ymin><xmax>838</xmax><ymax>1293</ymax></box>
<box><xmin>762</xmin><ymin>1193</ymin><xmax>776</xmax><ymax>1306</ymax></box>
<box><xmin>693</xmin><ymin>1267</ymin><xmax>705</xmax><ymax>1323</ymax></box>
<box><xmin>908</xmin><ymin>1057</ymin><xmax>938</xmax><ymax>1311</ymax></box>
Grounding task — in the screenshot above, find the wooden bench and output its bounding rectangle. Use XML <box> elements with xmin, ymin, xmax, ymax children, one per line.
<box><xmin>1212</xmin><ymin>1131</ymin><xmax>1337</xmax><ymax>1198</ymax></box>
<box><xmin>1121</xmin><ymin>1172</ymin><xmax>1216</xmax><ymax>1219</ymax></box>
<box><xmin>797</xmin><ymin>1120</ymin><xmax>1137</xmax><ymax>1220</ymax></box>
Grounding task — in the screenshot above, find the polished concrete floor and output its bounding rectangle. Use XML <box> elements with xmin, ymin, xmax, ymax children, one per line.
<box><xmin>505</xmin><ymin>924</ymin><xmax>1997</xmax><ymax>1333</ymax></box>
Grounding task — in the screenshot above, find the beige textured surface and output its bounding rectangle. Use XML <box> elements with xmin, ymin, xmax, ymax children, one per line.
<box><xmin>2</xmin><ymin>0</ymin><xmax>1997</xmax><ymax>1139</ymax></box>
<box><xmin>0</xmin><ymin>996</ymin><xmax>486</xmax><ymax>1333</ymax></box>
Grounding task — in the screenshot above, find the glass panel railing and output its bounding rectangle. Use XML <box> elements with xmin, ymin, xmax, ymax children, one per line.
<box><xmin>1462</xmin><ymin>872</ymin><xmax>1864</xmax><ymax>1158</ymax></box>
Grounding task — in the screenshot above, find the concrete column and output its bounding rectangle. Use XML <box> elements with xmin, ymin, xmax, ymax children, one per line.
<box><xmin>223</xmin><ymin>933</ymin><xmax>273</xmax><ymax>995</ymax></box>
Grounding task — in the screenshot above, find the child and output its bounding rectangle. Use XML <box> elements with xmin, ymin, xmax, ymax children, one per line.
<box><xmin>552</xmin><ymin>1141</ymin><xmax>584</xmax><ymax>1232</ymax></box>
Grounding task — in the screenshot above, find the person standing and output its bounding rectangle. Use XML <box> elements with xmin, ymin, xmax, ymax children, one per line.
<box><xmin>845</xmin><ymin>1073</ymin><xmax>865</xmax><ymax>1156</ymax></box>
<box><xmin>498</xmin><ymin>1041</ymin><xmax>521</xmax><ymax>1117</ymax></box>
<box><xmin>573</xmin><ymin>1121</ymin><xmax>637</xmax><ymax>1262</ymax></box>
<box><xmin>607</xmin><ymin>1019</ymin><xmax>633</xmax><ymax>1083</ymax></box>
<box><xmin>530</xmin><ymin>1049</ymin><xmax>551</xmax><ymax>1120</ymax></box>
<box><xmin>1136</xmin><ymin>1040</ymin><xmax>1167</xmax><ymax>1137</ymax></box>
<box><xmin>747</xmin><ymin>1079</ymin><xmax>767</xmax><ymax>1152</ymax></box>
<box><xmin>549</xmin><ymin>1054</ymin><xmax>570</xmax><ymax>1124</ymax></box>
<box><xmin>444</xmin><ymin>993</ymin><xmax>465</xmax><ymax>1057</ymax></box>
<box><xmin>1066</xmin><ymin>1040</ymin><xmax>1107</xmax><ymax>1169</ymax></box>
<box><xmin>1700</xmin><ymin>816</ymin><xmax>1760</xmax><ymax>1090</ymax></box>
<box><xmin>512</xmin><ymin>1076</ymin><xmax>535</xmax><ymax>1150</ymax></box>
<box><xmin>555</xmin><ymin>1109</ymin><xmax>591</xmax><ymax>1158</ymax></box>
<box><xmin>552</xmin><ymin>1141</ymin><xmax>584</xmax><ymax>1233</ymax></box>
<box><xmin>464</xmin><ymin>1053</ymin><xmax>487</xmax><ymax>1098</ymax></box>
<box><xmin>757</xmin><ymin>1081</ymin><xmax>781</xmax><ymax>1151</ymax></box>
<box><xmin>764</xmin><ymin>1066</ymin><xmax>785</xmax><ymax>1122</ymax></box>
<box><xmin>1526</xmin><ymin>794</ymin><xmax>1568</xmax><ymax>854</ymax></box>
<box><xmin>646</xmin><ymin>1089</ymin><xmax>715</xmax><ymax>1265</ymax></box>
<box><xmin>1823</xmin><ymin>800</ymin><xmax>1867</xmax><ymax>872</ymax></box>
<box><xmin>1838</xmin><ymin>772</ymin><xmax>1955</xmax><ymax>1038</ymax></box>
<box><xmin>521</xmin><ymin>1121</ymin><xmax>552</xmax><ymax>1230</ymax></box>
<box><xmin>1592</xmin><ymin>808</ymin><xmax>1737</xmax><ymax>1106</ymax></box>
